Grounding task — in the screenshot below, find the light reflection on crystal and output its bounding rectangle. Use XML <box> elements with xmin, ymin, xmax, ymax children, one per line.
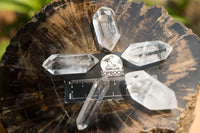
<box><xmin>42</xmin><ymin>54</ymin><xmax>99</xmax><ymax>75</ymax></box>
<box><xmin>121</xmin><ymin>41</ymin><xmax>173</xmax><ymax>66</ymax></box>
<box><xmin>93</xmin><ymin>7</ymin><xmax>121</xmax><ymax>51</ymax></box>
<box><xmin>76</xmin><ymin>77</ymin><xmax>110</xmax><ymax>130</ymax></box>
<box><xmin>125</xmin><ymin>70</ymin><xmax>177</xmax><ymax>110</ymax></box>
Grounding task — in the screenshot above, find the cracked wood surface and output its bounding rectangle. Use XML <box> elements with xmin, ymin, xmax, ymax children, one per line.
<box><xmin>0</xmin><ymin>0</ymin><xmax>200</xmax><ymax>132</ymax></box>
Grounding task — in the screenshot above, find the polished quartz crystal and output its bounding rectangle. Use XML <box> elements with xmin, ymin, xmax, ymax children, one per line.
<box><xmin>93</xmin><ymin>7</ymin><xmax>121</xmax><ymax>51</ymax></box>
<box><xmin>42</xmin><ymin>54</ymin><xmax>99</xmax><ymax>75</ymax></box>
<box><xmin>125</xmin><ymin>70</ymin><xmax>177</xmax><ymax>110</ymax></box>
<box><xmin>121</xmin><ymin>41</ymin><xmax>173</xmax><ymax>66</ymax></box>
<box><xmin>76</xmin><ymin>77</ymin><xmax>110</xmax><ymax>130</ymax></box>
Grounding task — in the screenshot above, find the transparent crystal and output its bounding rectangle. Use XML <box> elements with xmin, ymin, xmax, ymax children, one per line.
<box><xmin>76</xmin><ymin>77</ymin><xmax>110</xmax><ymax>130</ymax></box>
<box><xmin>42</xmin><ymin>54</ymin><xmax>99</xmax><ymax>75</ymax></box>
<box><xmin>93</xmin><ymin>7</ymin><xmax>121</xmax><ymax>51</ymax></box>
<box><xmin>125</xmin><ymin>70</ymin><xmax>177</xmax><ymax>110</ymax></box>
<box><xmin>121</xmin><ymin>41</ymin><xmax>173</xmax><ymax>66</ymax></box>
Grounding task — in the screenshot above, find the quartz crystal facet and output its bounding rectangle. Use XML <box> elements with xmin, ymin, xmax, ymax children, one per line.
<box><xmin>125</xmin><ymin>70</ymin><xmax>177</xmax><ymax>110</ymax></box>
<box><xmin>76</xmin><ymin>77</ymin><xmax>110</xmax><ymax>130</ymax></box>
<box><xmin>121</xmin><ymin>41</ymin><xmax>173</xmax><ymax>66</ymax></box>
<box><xmin>42</xmin><ymin>54</ymin><xmax>99</xmax><ymax>75</ymax></box>
<box><xmin>93</xmin><ymin>7</ymin><xmax>121</xmax><ymax>51</ymax></box>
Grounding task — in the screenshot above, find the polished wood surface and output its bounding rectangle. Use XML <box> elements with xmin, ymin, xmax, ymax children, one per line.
<box><xmin>0</xmin><ymin>0</ymin><xmax>200</xmax><ymax>132</ymax></box>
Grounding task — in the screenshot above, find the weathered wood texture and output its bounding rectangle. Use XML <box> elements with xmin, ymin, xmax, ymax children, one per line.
<box><xmin>189</xmin><ymin>89</ymin><xmax>200</xmax><ymax>133</ymax></box>
<box><xmin>0</xmin><ymin>0</ymin><xmax>200</xmax><ymax>132</ymax></box>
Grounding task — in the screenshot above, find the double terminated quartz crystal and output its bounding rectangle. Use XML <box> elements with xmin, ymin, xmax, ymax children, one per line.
<box><xmin>76</xmin><ymin>77</ymin><xmax>110</xmax><ymax>130</ymax></box>
<box><xmin>125</xmin><ymin>70</ymin><xmax>177</xmax><ymax>110</ymax></box>
<box><xmin>93</xmin><ymin>7</ymin><xmax>121</xmax><ymax>51</ymax></box>
<box><xmin>122</xmin><ymin>41</ymin><xmax>173</xmax><ymax>66</ymax></box>
<box><xmin>42</xmin><ymin>54</ymin><xmax>99</xmax><ymax>75</ymax></box>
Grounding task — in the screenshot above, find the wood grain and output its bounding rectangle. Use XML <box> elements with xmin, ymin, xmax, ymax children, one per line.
<box><xmin>0</xmin><ymin>0</ymin><xmax>200</xmax><ymax>132</ymax></box>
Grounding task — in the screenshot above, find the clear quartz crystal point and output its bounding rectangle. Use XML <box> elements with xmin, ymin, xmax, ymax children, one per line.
<box><xmin>76</xmin><ymin>77</ymin><xmax>110</xmax><ymax>130</ymax></box>
<box><xmin>93</xmin><ymin>7</ymin><xmax>121</xmax><ymax>51</ymax></box>
<box><xmin>42</xmin><ymin>54</ymin><xmax>99</xmax><ymax>75</ymax></box>
<box><xmin>121</xmin><ymin>41</ymin><xmax>173</xmax><ymax>66</ymax></box>
<box><xmin>125</xmin><ymin>70</ymin><xmax>177</xmax><ymax>110</ymax></box>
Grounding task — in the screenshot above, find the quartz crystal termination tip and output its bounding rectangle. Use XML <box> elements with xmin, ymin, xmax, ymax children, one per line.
<box><xmin>125</xmin><ymin>70</ymin><xmax>177</xmax><ymax>110</ymax></box>
<box><xmin>122</xmin><ymin>41</ymin><xmax>173</xmax><ymax>66</ymax></box>
<box><xmin>42</xmin><ymin>54</ymin><xmax>99</xmax><ymax>75</ymax></box>
<box><xmin>93</xmin><ymin>7</ymin><xmax>121</xmax><ymax>51</ymax></box>
<box><xmin>76</xmin><ymin>77</ymin><xmax>110</xmax><ymax>130</ymax></box>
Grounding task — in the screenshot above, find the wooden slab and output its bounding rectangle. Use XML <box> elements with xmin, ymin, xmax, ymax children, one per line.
<box><xmin>0</xmin><ymin>0</ymin><xmax>200</xmax><ymax>132</ymax></box>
